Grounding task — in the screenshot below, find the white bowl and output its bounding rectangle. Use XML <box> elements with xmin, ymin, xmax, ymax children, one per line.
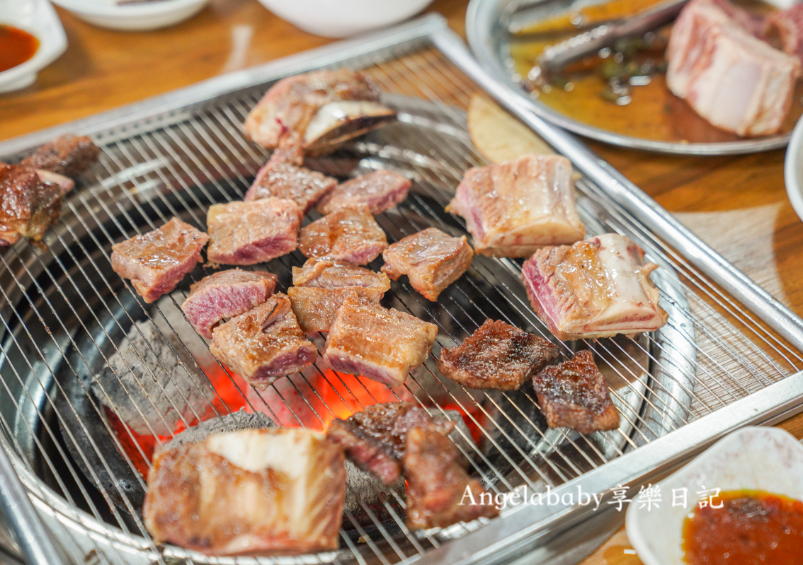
<box><xmin>256</xmin><ymin>0</ymin><xmax>434</xmax><ymax>38</ymax></box>
<box><xmin>785</xmin><ymin>115</ymin><xmax>803</xmax><ymax>222</ymax></box>
<box><xmin>626</xmin><ymin>427</ymin><xmax>803</xmax><ymax>565</ymax></box>
<box><xmin>0</xmin><ymin>0</ymin><xmax>67</xmax><ymax>93</ymax></box>
<box><xmin>50</xmin><ymin>0</ymin><xmax>209</xmax><ymax>31</ymax></box>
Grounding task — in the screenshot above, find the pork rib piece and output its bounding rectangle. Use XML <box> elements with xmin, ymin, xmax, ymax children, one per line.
<box><xmin>207</xmin><ymin>197</ymin><xmax>302</xmax><ymax>266</ymax></box>
<box><xmin>381</xmin><ymin>227</ymin><xmax>473</xmax><ymax>301</ymax></box>
<box><xmin>144</xmin><ymin>428</ymin><xmax>345</xmax><ymax>556</ymax></box>
<box><xmin>288</xmin><ymin>259</ymin><xmax>390</xmax><ymax>333</ymax></box>
<box><xmin>532</xmin><ymin>350</ymin><xmax>620</xmax><ymax>434</ymax></box>
<box><xmin>767</xmin><ymin>4</ymin><xmax>803</xmax><ymax>65</ymax></box>
<box><xmin>111</xmin><ymin>218</ymin><xmax>208</xmax><ymax>303</ymax></box>
<box><xmin>209</xmin><ymin>293</ymin><xmax>317</xmax><ymax>388</ymax></box>
<box><xmin>181</xmin><ymin>269</ymin><xmax>278</xmax><ymax>338</ymax></box>
<box><xmin>448</xmin><ymin>155</ymin><xmax>585</xmax><ymax>257</ymax></box>
<box><xmin>438</xmin><ymin>320</ymin><xmax>560</xmax><ymax>391</ymax></box>
<box><xmin>522</xmin><ymin>233</ymin><xmax>667</xmax><ymax>341</ymax></box>
<box><xmin>316</xmin><ymin>170</ymin><xmax>412</xmax><ymax>215</ymax></box>
<box><xmin>20</xmin><ymin>134</ymin><xmax>100</xmax><ymax>177</ymax></box>
<box><xmin>323</xmin><ymin>294</ymin><xmax>438</xmax><ymax>387</ymax></box>
<box><xmin>0</xmin><ymin>164</ymin><xmax>65</xmax><ymax>246</ymax></box>
<box><xmin>244</xmin><ymin>159</ymin><xmax>337</xmax><ymax>214</ymax></box>
<box><xmin>298</xmin><ymin>206</ymin><xmax>387</xmax><ymax>265</ymax></box>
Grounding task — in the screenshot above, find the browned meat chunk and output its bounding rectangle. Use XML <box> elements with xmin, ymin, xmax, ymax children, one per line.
<box><xmin>0</xmin><ymin>164</ymin><xmax>65</xmax><ymax>246</ymax></box>
<box><xmin>244</xmin><ymin>159</ymin><xmax>337</xmax><ymax>214</ymax></box>
<box><xmin>144</xmin><ymin>428</ymin><xmax>345</xmax><ymax>555</ymax></box>
<box><xmin>111</xmin><ymin>218</ymin><xmax>208</xmax><ymax>303</ymax></box>
<box><xmin>323</xmin><ymin>294</ymin><xmax>438</xmax><ymax>387</ymax></box>
<box><xmin>206</xmin><ymin>198</ymin><xmax>302</xmax><ymax>266</ymax></box>
<box><xmin>404</xmin><ymin>426</ymin><xmax>499</xmax><ymax>530</ymax></box>
<box><xmin>381</xmin><ymin>227</ymin><xmax>473</xmax><ymax>301</ymax></box>
<box><xmin>438</xmin><ymin>320</ymin><xmax>560</xmax><ymax>391</ymax></box>
<box><xmin>181</xmin><ymin>269</ymin><xmax>278</xmax><ymax>338</ymax></box>
<box><xmin>209</xmin><ymin>293</ymin><xmax>317</xmax><ymax>388</ymax></box>
<box><xmin>20</xmin><ymin>134</ymin><xmax>100</xmax><ymax>177</ymax></box>
<box><xmin>532</xmin><ymin>350</ymin><xmax>620</xmax><ymax>434</ymax></box>
<box><xmin>316</xmin><ymin>170</ymin><xmax>411</xmax><ymax>215</ymax></box>
<box><xmin>288</xmin><ymin>259</ymin><xmax>390</xmax><ymax>333</ymax></box>
<box><xmin>298</xmin><ymin>206</ymin><xmax>387</xmax><ymax>265</ymax></box>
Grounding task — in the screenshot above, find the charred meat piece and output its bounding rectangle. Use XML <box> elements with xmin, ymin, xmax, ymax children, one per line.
<box><xmin>448</xmin><ymin>155</ymin><xmax>585</xmax><ymax>257</ymax></box>
<box><xmin>244</xmin><ymin>159</ymin><xmax>337</xmax><ymax>214</ymax></box>
<box><xmin>381</xmin><ymin>227</ymin><xmax>473</xmax><ymax>301</ymax></box>
<box><xmin>438</xmin><ymin>320</ymin><xmax>560</xmax><ymax>391</ymax></box>
<box><xmin>404</xmin><ymin>426</ymin><xmax>499</xmax><ymax>530</ymax></box>
<box><xmin>298</xmin><ymin>206</ymin><xmax>387</xmax><ymax>265</ymax></box>
<box><xmin>0</xmin><ymin>164</ymin><xmax>65</xmax><ymax>246</ymax></box>
<box><xmin>288</xmin><ymin>259</ymin><xmax>390</xmax><ymax>333</ymax></box>
<box><xmin>20</xmin><ymin>134</ymin><xmax>100</xmax><ymax>177</ymax></box>
<box><xmin>522</xmin><ymin>233</ymin><xmax>667</xmax><ymax>341</ymax></box>
<box><xmin>326</xmin><ymin>402</ymin><xmax>454</xmax><ymax>485</ymax></box>
<box><xmin>209</xmin><ymin>293</ymin><xmax>317</xmax><ymax>388</ymax></box>
<box><xmin>323</xmin><ymin>294</ymin><xmax>438</xmax><ymax>387</ymax></box>
<box><xmin>181</xmin><ymin>269</ymin><xmax>278</xmax><ymax>338</ymax></box>
<box><xmin>316</xmin><ymin>170</ymin><xmax>411</xmax><ymax>215</ymax></box>
<box><xmin>532</xmin><ymin>350</ymin><xmax>620</xmax><ymax>434</ymax></box>
<box><xmin>144</xmin><ymin>428</ymin><xmax>345</xmax><ymax>555</ymax></box>
<box><xmin>207</xmin><ymin>198</ymin><xmax>302</xmax><ymax>265</ymax></box>
<box><xmin>111</xmin><ymin>218</ymin><xmax>208</xmax><ymax>303</ymax></box>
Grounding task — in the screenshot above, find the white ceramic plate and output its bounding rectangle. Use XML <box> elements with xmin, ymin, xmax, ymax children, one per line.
<box><xmin>51</xmin><ymin>0</ymin><xmax>209</xmax><ymax>31</ymax></box>
<box><xmin>785</xmin><ymin>116</ymin><xmax>803</xmax><ymax>222</ymax></box>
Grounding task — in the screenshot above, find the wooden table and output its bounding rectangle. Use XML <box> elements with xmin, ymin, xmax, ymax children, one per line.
<box><xmin>2</xmin><ymin>1</ymin><xmax>802</xmax><ymax>564</ymax></box>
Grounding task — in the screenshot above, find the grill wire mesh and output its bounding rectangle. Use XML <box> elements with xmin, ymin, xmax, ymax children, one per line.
<box><xmin>0</xmin><ymin>39</ymin><xmax>800</xmax><ymax>565</ymax></box>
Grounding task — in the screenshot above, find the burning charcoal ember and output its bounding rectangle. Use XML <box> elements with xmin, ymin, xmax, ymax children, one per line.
<box><xmin>323</xmin><ymin>294</ymin><xmax>438</xmax><ymax>387</ymax></box>
<box><xmin>316</xmin><ymin>170</ymin><xmax>411</xmax><ymax>215</ymax></box>
<box><xmin>244</xmin><ymin>159</ymin><xmax>337</xmax><ymax>214</ymax></box>
<box><xmin>20</xmin><ymin>134</ymin><xmax>100</xmax><ymax>177</ymax></box>
<box><xmin>298</xmin><ymin>206</ymin><xmax>388</xmax><ymax>265</ymax></box>
<box><xmin>0</xmin><ymin>164</ymin><xmax>65</xmax><ymax>246</ymax></box>
<box><xmin>438</xmin><ymin>320</ymin><xmax>560</xmax><ymax>391</ymax></box>
<box><xmin>532</xmin><ymin>350</ymin><xmax>620</xmax><ymax>434</ymax></box>
<box><xmin>144</xmin><ymin>428</ymin><xmax>346</xmax><ymax>555</ymax></box>
<box><xmin>404</xmin><ymin>426</ymin><xmax>499</xmax><ymax>529</ymax></box>
<box><xmin>288</xmin><ymin>259</ymin><xmax>390</xmax><ymax>333</ymax></box>
<box><xmin>209</xmin><ymin>293</ymin><xmax>317</xmax><ymax>389</ymax></box>
<box><xmin>181</xmin><ymin>269</ymin><xmax>278</xmax><ymax>339</ymax></box>
<box><xmin>521</xmin><ymin>233</ymin><xmax>668</xmax><ymax>341</ymax></box>
<box><xmin>381</xmin><ymin>227</ymin><xmax>473</xmax><ymax>301</ymax></box>
<box><xmin>111</xmin><ymin>217</ymin><xmax>208</xmax><ymax>303</ymax></box>
<box><xmin>447</xmin><ymin>155</ymin><xmax>585</xmax><ymax>257</ymax></box>
<box><xmin>206</xmin><ymin>197</ymin><xmax>302</xmax><ymax>266</ymax></box>
<box><xmin>163</xmin><ymin>411</ymin><xmax>276</xmax><ymax>451</ymax></box>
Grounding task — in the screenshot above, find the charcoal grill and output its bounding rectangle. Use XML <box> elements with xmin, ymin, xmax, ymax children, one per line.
<box><xmin>1</xmin><ymin>14</ymin><xmax>803</xmax><ymax>565</ymax></box>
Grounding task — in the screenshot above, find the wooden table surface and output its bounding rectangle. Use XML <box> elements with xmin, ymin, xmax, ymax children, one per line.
<box><xmin>2</xmin><ymin>1</ymin><xmax>802</xmax><ymax>564</ymax></box>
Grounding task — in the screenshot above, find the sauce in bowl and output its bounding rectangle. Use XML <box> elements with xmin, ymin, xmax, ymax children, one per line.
<box><xmin>0</xmin><ymin>25</ymin><xmax>39</xmax><ymax>73</ymax></box>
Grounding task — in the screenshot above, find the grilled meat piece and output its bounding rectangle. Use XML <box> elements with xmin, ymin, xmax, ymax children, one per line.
<box><xmin>438</xmin><ymin>320</ymin><xmax>560</xmax><ymax>391</ymax></box>
<box><xmin>0</xmin><ymin>164</ymin><xmax>65</xmax><ymax>246</ymax></box>
<box><xmin>244</xmin><ymin>160</ymin><xmax>337</xmax><ymax>214</ymax></box>
<box><xmin>326</xmin><ymin>402</ymin><xmax>454</xmax><ymax>485</ymax></box>
<box><xmin>20</xmin><ymin>134</ymin><xmax>100</xmax><ymax>177</ymax></box>
<box><xmin>448</xmin><ymin>155</ymin><xmax>585</xmax><ymax>257</ymax></box>
<box><xmin>404</xmin><ymin>426</ymin><xmax>499</xmax><ymax>530</ymax></box>
<box><xmin>111</xmin><ymin>218</ymin><xmax>209</xmax><ymax>303</ymax></box>
<box><xmin>316</xmin><ymin>170</ymin><xmax>411</xmax><ymax>215</ymax></box>
<box><xmin>288</xmin><ymin>259</ymin><xmax>390</xmax><ymax>333</ymax></box>
<box><xmin>302</xmin><ymin>100</ymin><xmax>396</xmax><ymax>156</ymax></box>
<box><xmin>381</xmin><ymin>227</ymin><xmax>473</xmax><ymax>301</ymax></box>
<box><xmin>144</xmin><ymin>428</ymin><xmax>345</xmax><ymax>556</ymax></box>
<box><xmin>323</xmin><ymin>294</ymin><xmax>438</xmax><ymax>387</ymax></box>
<box><xmin>206</xmin><ymin>198</ymin><xmax>302</xmax><ymax>266</ymax></box>
<box><xmin>532</xmin><ymin>350</ymin><xmax>620</xmax><ymax>434</ymax></box>
<box><xmin>181</xmin><ymin>269</ymin><xmax>278</xmax><ymax>338</ymax></box>
<box><xmin>298</xmin><ymin>206</ymin><xmax>387</xmax><ymax>265</ymax></box>
<box><xmin>522</xmin><ymin>234</ymin><xmax>667</xmax><ymax>341</ymax></box>
<box><xmin>209</xmin><ymin>293</ymin><xmax>317</xmax><ymax>389</ymax></box>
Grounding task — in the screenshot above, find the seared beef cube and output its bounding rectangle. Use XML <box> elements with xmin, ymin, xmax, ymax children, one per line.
<box><xmin>0</xmin><ymin>164</ymin><xmax>64</xmax><ymax>246</ymax></box>
<box><xmin>244</xmin><ymin>160</ymin><xmax>336</xmax><ymax>213</ymax></box>
<box><xmin>316</xmin><ymin>170</ymin><xmax>411</xmax><ymax>215</ymax></box>
<box><xmin>111</xmin><ymin>217</ymin><xmax>208</xmax><ymax>303</ymax></box>
<box><xmin>298</xmin><ymin>206</ymin><xmax>387</xmax><ymax>265</ymax></box>
<box><xmin>323</xmin><ymin>294</ymin><xmax>437</xmax><ymax>387</ymax></box>
<box><xmin>20</xmin><ymin>134</ymin><xmax>100</xmax><ymax>177</ymax></box>
<box><xmin>532</xmin><ymin>350</ymin><xmax>620</xmax><ymax>434</ymax></box>
<box><xmin>381</xmin><ymin>227</ymin><xmax>473</xmax><ymax>301</ymax></box>
<box><xmin>206</xmin><ymin>197</ymin><xmax>302</xmax><ymax>266</ymax></box>
<box><xmin>181</xmin><ymin>269</ymin><xmax>277</xmax><ymax>338</ymax></box>
<box><xmin>438</xmin><ymin>320</ymin><xmax>559</xmax><ymax>391</ymax></box>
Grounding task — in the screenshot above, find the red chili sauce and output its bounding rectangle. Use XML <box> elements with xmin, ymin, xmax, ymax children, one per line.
<box><xmin>682</xmin><ymin>490</ymin><xmax>803</xmax><ymax>565</ymax></box>
<box><xmin>0</xmin><ymin>25</ymin><xmax>39</xmax><ymax>73</ymax></box>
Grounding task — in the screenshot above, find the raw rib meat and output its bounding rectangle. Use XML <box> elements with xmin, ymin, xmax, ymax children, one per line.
<box><xmin>766</xmin><ymin>5</ymin><xmax>803</xmax><ymax>65</ymax></box>
<box><xmin>111</xmin><ymin>218</ymin><xmax>209</xmax><ymax>303</ymax></box>
<box><xmin>206</xmin><ymin>197</ymin><xmax>302</xmax><ymax>265</ymax></box>
<box><xmin>532</xmin><ymin>350</ymin><xmax>620</xmax><ymax>434</ymax></box>
<box><xmin>521</xmin><ymin>233</ymin><xmax>668</xmax><ymax>341</ymax></box>
<box><xmin>298</xmin><ymin>206</ymin><xmax>387</xmax><ymax>265</ymax></box>
<box><xmin>381</xmin><ymin>227</ymin><xmax>473</xmax><ymax>301</ymax></box>
<box><xmin>20</xmin><ymin>134</ymin><xmax>100</xmax><ymax>177</ymax></box>
<box><xmin>181</xmin><ymin>269</ymin><xmax>278</xmax><ymax>338</ymax></box>
<box><xmin>316</xmin><ymin>170</ymin><xmax>412</xmax><ymax>215</ymax></box>
<box><xmin>448</xmin><ymin>155</ymin><xmax>585</xmax><ymax>257</ymax></box>
<box><xmin>0</xmin><ymin>164</ymin><xmax>65</xmax><ymax>246</ymax></box>
<box><xmin>244</xmin><ymin>159</ymin><xmax>337</xmax><ymax>213</ymax></box>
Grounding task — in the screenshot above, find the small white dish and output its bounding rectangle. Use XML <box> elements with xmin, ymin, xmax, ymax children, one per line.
<box><xmin>626</xmin><ymin>427</ymin><xmax>803</xmax><ymax>565</ymax></box>
<box><xmin>785</xmin><ymin>115</ymin><xmax>803</xmax><ymax>222</ymax></box>
<box><xmin>50</xmin><ymin>0</ymin><xmax>209</xmax><ymax>32</ymax></box>
<box><xmin>0</xmin><ymin>0</ymin><xmax>67</xmax><ymax>94</ymax></box>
